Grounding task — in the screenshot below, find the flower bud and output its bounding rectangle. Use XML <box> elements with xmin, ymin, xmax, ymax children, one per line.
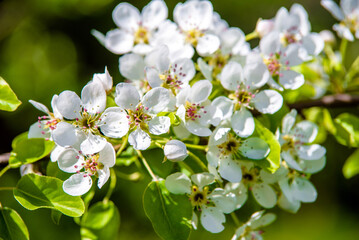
<box><xmin>255</xmin><ymin>19</ymin><xmax>274</xmax><ymax>38</ymax></box>
<box><xmin>319</xmin><ymin>30</ymin><xmax>336</xmax><ymax>45</ymax></box>
<box><xmin>164</xmin><ymin>140</ymin><xmax>188</xmax><ymax>162</ymax></box>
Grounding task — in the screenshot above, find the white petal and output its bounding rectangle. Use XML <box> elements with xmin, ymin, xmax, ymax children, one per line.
<box><xmin>244</xmin><ymin>62</ymin><xmax>270</xmax><ymax>89</ymax></box>
<box><xmin>165</xmin><ymin>172</ymin><xmax>192</xmax><ymax>194</ymax></box>
<box><xmin>341</xmin><ymin>0</ymin><xmax>359</xmax><ymax>15</ymax></box>
<box><xmin>81</xmin><ymin>82</ymin><xmax>107</xmax><ymax>115</ymax></box>
<box><xmin>192</xmin><ymin>213</ymin><xmax>198</xmax><ymax>230</ymax></box>
<box><xmin>28</xmin><ymin>121</ymin><xmax>50</xmax><ymax>139</ymax></box>
<box><xmin>50</xmin><ymin>145</ymin><xmax>65</xmax><ymax>162</ymax></box>
<box><xmin>52</xmin><ymin>122</ymin><xmax>77</xmax><ymax>147</ymax></box>
<box><xmin>63</xmin><ymin>173</ymin><xmax>92</xmax><ymax>196</ymax></box>
<box><xmin>200</xmin><ymin>206</ymin><xmax>225</xmax><ymax>233</ymax></box>
<box><xmin>291</xmin><ymin>177</ymin><xmax>317</xmax><ymax>203</ymax></box>
<box><xmin>219</xmin><ymin>61</ymin><xmax>243</xmax><ymax>91</ymax></box>
<box><xmin>164</xmin><ymin>140</ymin><xmax>188</xmax><ymax>162</ymax></box>
<box><xmin>186</xmin><ymin>120</ymin><xmax>212</xmax><ymax>137</ymax></box>
<box><xmin>292</xmin><ymin>120</ymin><xmax>318</xmax><ymax>143</ymax></box>
<box><xmin>212</xmin><ymin>97</ymin><xmax>233</xmax><ymax>120</ymax></box>
<box><xmin>321</xmin><ymin>0</ymin><xmax>344</xmax><ymax>20</ymax></box>
<box><xmin>98</xmin><ymin>142</ymin><xmax>116</xmax><ymax>168</ymax></box>
<box><xmin>119</xmin><ymin>53</ymin><xmax>145</xmax><ymax>80</ymax></box>
<box><xmin>196</xmin><ymin>34</ymin><xmax>220</xmax><ymax>56</ymax></box>
<box><xmin>302</xmin><ymin>33</ymin><xmax>324</xmax><ymax>56</ymax></box>
<box><xmin>142</xmin><ymin>0</ymin><xmax>168</xmax><ymax>29</ymax></box>
<box><xmin>252</xmin><ymin>183</ymin><xmax>277</xmax><ymax>208</ymax></box>
<box><xmin>191</xmin><ymin>173</ymin><xmax>215</xmax><ymax>189</ymax></box>
<box><xmin>173</xmin><ymin>122</ymin><xmax>191</xmax><ymax>139</ymax></box>
<box><xmin>92</xmin><ymin>66</ymin><xmax>113</xmax><ymax>92</ymax></box>
<box><xmin>218</xmin><ymin>158</ymin><xmax>242</xmax><ymax>183</ymax></box>
<box><xmin>132</xmin><ymin>43</ymin><xmax>153</xmax><ymax>55</ymax></box>
<box><xmin>278</xmin><ymin>193</ymin><xmax>301</xmax><ymax>213</ymax></box>
<box><xmin>253</xmin><ymin>90</ymin><xmax>283</xmax><ymax>114</ymax></box>
<box><xmin>145</xmin><ymin>67</ymin><xmax>162</xmax><ymax>88</ymax></box>
<box><xmin>239</xmin><ymin>137</ymin><xmax>270</xmax><ymax>159</ymax></box>
<box><xmin>58</xmin><ymin>148</ymin><xmax>84</xmax><ymax>173</ymax></box>
<box><xmin>99</xmin><ymin>108</ymin><xmax>129</xmax><ymax>138</ymax></box>
<box><xmin>128</xmin><ymin>128</ymin><xmax>151</xmax><ymax>150</ymax></box>
<box><xmin>104</xmin><ymin>29</ymin><xmax>134</xmax><ymax>54</ymax></box>
<box><xmin>51</xmin><ymin>95</ymin><xmax>62</xmax><ymax>120</ymax></box>
<box><xmin>148</xmin><ymin>116</ymin><xmax>171</xmax><ymax>135</ymax></box>
<box><xmin>279</xmin><ymin>70</ymin><xmax>304</xmax><ymax>90</ymax></box>
<box><xmin>56</xmin><ymin>91</ymin><xmax>81</xmax><ymax>120</ymax></box>
<box><xmin>112</xmin><ymin>2</ymin><xmax>140</xmax><ymax>31</ymax></box>
<box><xmin>209</xmin><ymin>126</ymin><xmax>231</xmax><ymax>146</ymax></box>
<box><xmin>144</xmin><ymin>44</ymin><xmax>170</xmax><ymax>72</ymax></box>
<box><xmin>260</xmin><ymin>31</ymin><xmax>281</xmax><ymax>55</ymax></box>
<box><xmin>297</xmin><ymin>144</ymin><xmax>326</xmax><ymax>160</ymax></box>
<box><xmin>173</xmin><ymin>58</ymin><xmax>196</xmax><ymax>84</ymax></box>
<box><xmin>282</xmin><ymin>150</ymin><xmax>302</xmax><ymax>172</ymax></box>
<box><xmin>282</xmin><ymin>44</ymin><xmax>304</xmax><ymax>66</ymax></box>
<box><xmin>188</xmin><ymin>80</ymin><xmax>212</xmax><ymax>104</ymax></box>
<box><xmin>209</xmin><ymin>189</ymin><xmax>236</xmax><ymax>213</ymax></box>
<box><xmin>115</xmin><ymin>83</ymin><xmax>141</xmax><ymax>110</ymax></box>
<box><xmin>197</xmin><ymin>58</ymin><xmax>213</xmax><ymax>81</ymax></box>
<box><xmin>206</xmin><ymin>146</ymin><xmax>221</xmax><ymax>167</ymax></box>
<box><xmin>250</xmin><ymin>213</ymin><xmax>276</xmax><ymax>228</ymax></box>
<box><xmin>282</xmin><ymin>109</ymin><xmax>297</xmax><ymax>134</ymax></box>
<box><xmin>29</xmin><ymin>100</ymin><xmax>49</xmax><ymax>114</ymax></box>
<box><xmin>220</xmin><ymin>27</ymin><xmax>245</xmax><ymax>54</ymax></box>
<box><xmin>333</xmin><ymin>24</ymin><xmax>354</xmax><ymax>41</ymax></box>
<box><xmin>97</xmin><ymin>167</ymin><xmax>110</xmax><ymax>189</ymax></box>
<box><xmin>174</xmin><ymin>1</ymin><xmax>213</xmax><ymax>31</ymax></box>
<box><xmin>142</xmin><ymin>87</ymin><xmax>170</xmax><ymax>113</ymax></box>
<box><xmin>80</xmin><ymin>134</ymin><xmax>107</xmax><ymax>155</ymax></box>
<box><xmin>301</xmin><ymin>156</ymin><xmax>326</xmax><ymax>174</ymax></box>
<box><xmin>231</xmin><ymin>108</ymin><xmax>254</xmax><ymax>138</ymax></box>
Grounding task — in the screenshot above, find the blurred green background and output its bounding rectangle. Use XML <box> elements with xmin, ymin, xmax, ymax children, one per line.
<box><xmin>1</xmin><ymin>0</ymin><xmax>359</xmax><ymax>239</ymax></box>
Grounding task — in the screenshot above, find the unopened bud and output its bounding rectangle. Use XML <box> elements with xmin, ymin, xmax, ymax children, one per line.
<box><xmin>255</xmin><ymin>19</ymin><xmax>274</xmax><ymax>38</ymax></box>
<box><xmin>164</xmin><ymin>140</ymin><xmax>188</xmax><ymax>162</ymax></box>
<box><xmin>319</xmin><ymin>30</ymin><xmax>336</xmax><ymax>45</ymax></box>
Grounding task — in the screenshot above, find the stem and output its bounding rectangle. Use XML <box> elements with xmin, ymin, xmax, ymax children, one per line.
<box><xmin>104</xmin><ymin>168</ymin><xmax>117</xmax><ymax>204</ymax></box>
<box><xmin>187</xmin><ymin>151</ymin><xmax>207</xmax><ymax>172</ymax></box>
<box><xmin>245</xmin><ymin>31</ymin><xmax>259</xmax><ymax>41</ymax></box>
<box><xmin>230</xmin><ymin>212</ymin><xmax>242</xmax><ymax>227</ymax></box>
<box><xmin>0</xmin><ymin>187</ymin><xmax>14</xmax><ymax>191</ymax></box>
<box><xmin>0</xmin><ymin>165</ymin><xmax>10</xmax><ymax>178</ymax></box>
<box><xmin>116</xmin><ymin>134</ymin><xmax>128</xmax><ymax>157</ymax></box>
<box><xmin>185</xmin><ymin>143</ymin><xmax>207</xmax><ymax>150</ymax></box>
<box><xmin>340</xmin><ymin>38</ymin><xmax>348</xmax><ymax>65</ymax></box>
<box><xmin>136</xmin><ymin>150</ymin><xmax>158</xmax><ymax>181</ymax></box>
<box><xmin>178</xmin><ymin>161</ymin><xmax>195</xmax><ymax>175</ymax></box>
<box><xmin>115</xmin><ymin>170</ymin><xmax>142</xmax><ymax>181</ymax></box>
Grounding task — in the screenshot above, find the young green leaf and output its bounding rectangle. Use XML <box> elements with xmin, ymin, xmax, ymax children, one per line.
<box><xmin>81</xmin><ymin>201</ymin><xmax>120</xmax><ymax>240</ymax></box>
<box><xmin>343</xmin><ymin>148</ymin><xmax>359</xmax><ymax>179</ymax></box>
<box><xmin>334</xmin><ymin>113</ymin><xmax>359</xmax><ymax>147</ymax></box>
<box><xmin>0</xmin><ymin>77</ymin><xmax>21</xmax><ymax>112</ymax></box>
<box><xmin>254</xmin><ymin>119</ymin><xmax>281</xmax><ymax>173</ymax></box>
<box><xmin>13</xmin><ymin>174</ymin><xmax>85</xmax><ymax>217</ymax></box>
<box><xmin>0</xmin><ymin>206</ymin><xmax>29</xmax><ymax>240</ymax></box>
<box><xmin>143</xmin><ymin>180</ymin><xmax>192</xmax><ymax>240</ymax></box>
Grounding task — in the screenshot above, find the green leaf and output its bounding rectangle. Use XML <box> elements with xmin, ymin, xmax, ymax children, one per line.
<box><xmin>13</xmin><ymin>174</ymin><xmax>85</xmax><ymax>217</ymax></box>
<box><xmin>46</xmin><ymin>161</ymin><xmax>72</xmax><ymax>181</ymax></box>
<box><xmin>9</xmin><ymin>135</ymin><xmax>54</xmax><ymax>168</ymax></box>
<box><xmin>0</xmin><ymin>77</ymin><xmax>21</xmax><ymax>111</ymax></box>
<box><xmin>253</xmin><ymin>119</ymin><xmax>281</xmax><ymax>173</ymax></box>
<box><xmin>142</xmin><ymin>148</ymin><xmax>174</xmax><ymax>178</ymax></box>
<box><xmin>0</xmin><ymin>206</ymin><xmax>29</xmax><ymax>240</ymax></box>
<box><xmin>334</xmin><ymin>113</ymin><xmax>359</xmax><ymax>147</ymax></box>
<box><xmin>343</xmin><ymin>148</ymin><xmax>359</xmax><ymax>179</ymax></box>
<box><xmin>51</xmin><ymin>210</ymin><xmax>62</xmax><ymax>225</ymax></box>
<box><xmin>143</xmin><ymin>180</ymin><xmax>192</xmax><ymax>240</ymax></box>
<box><xmin>80</xmin><ymin>201</ymin><xmax>120</xmax><ymax>240</ymax></box>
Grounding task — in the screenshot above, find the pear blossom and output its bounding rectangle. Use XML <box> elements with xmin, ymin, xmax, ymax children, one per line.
<box><xmin>277</xmin><ymin>109</ymin><xmax>326</xmax><ymax>174</ymax></box>
<box><xmin>164</xmin><ymin>140</ymin><xmax>188</xmax><ymax>162</ymax></box>
<box><xmin>176</xmin><ymin>80</ymin><xmax>221</xmax><ymax>137</ymax></box>
<box><xmin>100</xmin><ymin>83</ymin><xmax>171</xmax><ymax>150</ymax></box>
<box><xmin>206</xmin><ymin>124</ymin><xmax>270</xmax><ymax>183</ymax></box>
<box><xmin>92</xmin><ymin>67</ymin><xmax>113</xmax><ymax>93</ymax></box>
<box><xmin>232</xmin><ymin>211</ymin><xmax>276</xmax><ymax>240</ymax></box>
<box><xmin>165</xmin><ymin>172</ymin><xmax>236</xmax><ymax>233</ymax></box>
<box><xmin>52</xmin><ymin>81</ymin><xmax>107</xmax><ymax>155</ymax></box>
<box><xmin>219</xmin><ymin>60</ymin><xmax>283</xmax><ymax>137</ymax></box>
<box><xmin>28</xmin><ymin>95</ymin><xmax>63</xmax><ymax>140</ymax></box>
<box><xmin>92</xmin><ymin>0</ymin><xmax>168</xmax><ymax>55</ymax></box>
<box><xmin>173</xmin><ymin>1</ymin><xmax>220</xmax><ymax>56</ymax></box>
<box><xmin>57</xmin><ymin>142</ymin><xmax>116</xmax><ymax>196</ymax></box>
<box><xmin>321</xmin><ymin>0</ymin><xmax>359</xmax><ymax>41</ymax></box>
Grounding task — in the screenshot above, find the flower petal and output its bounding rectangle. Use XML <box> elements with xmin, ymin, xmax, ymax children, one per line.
<box><xmin>104</xmin><ymin>29</ymin><xmax>134</xmax><ymax>54</ymax></box>
<box><xmin>219</xmin><ymin>61</ymin><xmax>243</xmax><ymax>91</ymax></box>
<box><xmin>97</xmin><ymin>167</ymin><xmax>110</xmax><ymax>189</ymax></box>
<box><xmin>165</xmin><ymin>172</ymin><xmax>192</xmax><ymax>194</ymax></box>
<box><xmin>196</xmin><ymin>34</ymin><xmax>220</xmax><ymax>56</ymax></box>
<box><xmin>148</xmin><ymin>116</ymin><xmax>171</xmax><ymax>135</ymax></box>
<box><xmin>112</xmin><ymin>2</ymin><xmax>140</xmax><ymax>31</ymax></box>
<box><xmin>52</xmin><ymin>122</ymin><xmax>77</xmax><ymax>147</ymax></box>
<box><xmin>239</xmin><ymin>137</ymin><xmax>270</xmax><ymax>159</ymax></box>
<box><xmin>99</xmin><ymin>107</ymin><xmax>129</xmax><ymax>138</ymax></box>
<box><xmin>115</xmin><ymin>83</ymin><xmax>141</xmax><ymax>110</ymax></box>
<box><xmin>279</xmin><ymin>70</ymin><xmax>305</xmax><ymax>90</ymax></box>
<box><xmin>231</xmin><ymin>108</ymin><xmax>254</xmax><ymax>138</ymax></box>
<box><xmin>142</xmin><ymin>87</ymin><xmax>170</xmax><ymax>113</ymax></box>
<box><xmin>128</xmin><ymin>128</ymin><xmax>151</xmax><ymax>150</ymax></box>
<box><xmin>200</xmin><ymin>206</ymin><xmax>225</xmax><ymax>233</ymax></box>
<box><xmin>80</xmin><ymin>134</ymin><xmax>107</xmax><ymax>155</ymax></box>
<box><xmin>63</xmin><ymin>173</ymin><xmax>92</xmax><ymax>196</ymax></box>
<box><xmin>119</xmin><ymin>53</ymin><xmax>145</xmax><ymax>80</ymax></box>
<box><xmin>98</xmin><ymin>142</ymin><xmax>116</xmax><ymax>168</ymax></box>
<box><xmin>57</xmin><ymin>148</ymin><xmax>84</xmax><ymax>173</ymax></box>
<box><xmin>218</xmin><ymin>158</ymin><xmax>242</xmax><ymax>183</ymax></box>
<box><xmin>188</xmin><ymin>80</ymin><xmax>212</xmax><ymax>104</ymax></box>
<box><xmin>142</xmin><ymin>0</ymin><xmax>168</xmax><ymax>29</ymax></box>
<box><xmin>29</xmin><ymin>100</ymin><xmax>49</xmax><ymax>114</ymax></box>
<box><xmin>292</xmin><ymin>120</ymin><xmax>318</xmax><ymax>143</ymax></box>
<box><xmin>186</xmin><ymin>120</ymin><xmax>212</xmax><ymax>137</ymax></box>
<box><xmin>252</xmin><ymin>183</ymin><xmax>277</xmax><ymax>208</ymax></box>
<box><xmin>81</xmin><ymin>82</ymin><xmax>107</xmax><ymax>115</ymax></box>
<box><xmin>321</xmin><ymin>0</ymin><xmax>344</xmax><ymax>20</ymax></box>
<box><xmin>291</xmin><ymin>177</ymin><xmax>317</xmax><ymax>203</ymax></box>
<box><xmin>56</xmin><ymin>91</ymin><xmax>82</xmax><ymax>120</ymax></box>
<box><xmin>191</xmin><ymin>173</ymin><xmax>215</xmax><ymax>189</ymax></box>
<box><xmin>297</xmin><ymin>144</ymin><xmax>326</xmax><ymax>160</ymax></box>
<box><xmin>253</xmin><ymin>90</ymin><xmax>283</xmax><ymax>114</ymax></box>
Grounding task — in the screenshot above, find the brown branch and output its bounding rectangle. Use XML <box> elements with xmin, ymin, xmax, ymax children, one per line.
<box><xmin>288</xmin><ymin>94</ymin><xmax>359</xmax><ymax>110</ymax></box>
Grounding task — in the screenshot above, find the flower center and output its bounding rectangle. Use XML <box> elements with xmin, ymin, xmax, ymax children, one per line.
<box><xmin>242</xmin><ymin>166</ymin><xmax>258</xmax><ymax>184</ymax></box>
<box><xmin>126</xmin><ymin>104</ymin><xmax>151</xmax><ymax>129</ymax></box>
<box><xmin>184</xmin><ymin>101</ymin><xmax>206</xmax><ymax>121</ymax></box>
<box><xmin>229</xmin><ymin>85</ymin><xmax>257</xmax><ymax>110</ymax></box>
<box><xmin>263</xmin><ymin>53</ymin><xmax>290</xmax><ymax>77</ymax></box>
<box><xmin>74</xmin><ymin>109</ymin><xmax>101</xmax><ymax>134</ymax></box>
<box><xmin>281</xmin><ymin>134</ymin><xmax>300</xmax><ymax>152</ymax></box>
<box><xmin>159</xmin><ymin>64</ymin><xmax>185</xmax><ymax>94</ymax></box>
<box><xmin>134</xmin><ymin>26</ymin><xmax>150</xmax><ymax>45</ymax></box>
<box><xmin>207</xmin><ymin>52</ymin><xmax>230</xmax><ymax>78</ymax></box>
<box><xmin>217</xmin><ymin>133</ymin><xmax>241</xmax><ymax>157</ymax></box>
<box><xmin>343</xmin><ymin>12</ymin><xmax>359</xmax><ymax>33</ymax></box>
<box><xmin>184</xmin><ymin>29</ymin><xmax>204</xmax><ymax>46</ymax></box>
<box><xmin>75</xmin><ymin>153</ymin><xmax>103</xmax><ymax>177</ymax></box>
<box><xmin>38</xmin><ymin>114</ymin><xmax>60</xmax><ymax>132</ymax></box>
<box><xmin>280</xmin><ymin>26</ymin><xmax>301</xmax><ymax>46</ymax></box>
<box><xmin>189</xmin><ymin>186</ymin><xmax>210</xmax><ymax>210</ymax></box>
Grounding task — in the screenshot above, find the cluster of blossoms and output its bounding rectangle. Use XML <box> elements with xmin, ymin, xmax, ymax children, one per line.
<box><xmin>27</xmin><ymin>0</ymin><xmax>357</xmax><ymax>238</ymax></box>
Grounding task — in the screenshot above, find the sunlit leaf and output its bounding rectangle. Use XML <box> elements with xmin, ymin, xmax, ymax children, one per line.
<box><xmin>0</xmin><ymin>207</ymin><xmax>29</xmax><ymax>240</ymax></box>
<box><xmin>343</xmin><ymin>148</ymin><xmax>359</xmax><ymax>179</ymax></box>
<box><xmin>334</xmin><ymin>113</ymin><xmax>359</xmax><ymax>147</ymax></box>
<box><xmin>143</xmin><ymin>180</ymin><xmax>192</xmax><ymax>240</ymax></box>
<box><xmin>13</xmin><ymin>174</ymin><xmax>85</xmax><ymax>217</ymax></box>
<box><xmin>0</xmin><ymin>77</ymin><xmax>21</xmax><ymax>112</ymax></box>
